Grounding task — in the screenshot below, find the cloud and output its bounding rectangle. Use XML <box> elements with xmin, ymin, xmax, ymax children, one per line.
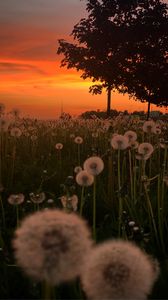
<box><xmin>0</xmin><ymin>62</ymin><xmax>46</xmax><ymax>74</ymax></box>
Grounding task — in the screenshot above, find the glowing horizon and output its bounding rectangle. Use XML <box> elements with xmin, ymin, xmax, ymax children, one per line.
<box><xmin>0</xmin><ymin>0</ymin><xmax>167</xmax><ymax>119</ymax></box>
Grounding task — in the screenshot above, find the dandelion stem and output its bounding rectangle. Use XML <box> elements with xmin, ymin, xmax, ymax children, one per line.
<box><xmin>128</xmin><ymin>149</ymin><xmax>133</xmax><ymax>201</ymax></box>
<box><xmin>79</xmin><ymin>186</ymin><xmax>85</xmax><ymax>216</ymax></box>
<box><xmin>117</xmin><ymin>149</ymin><xmax>122</xmax><ymax>237</ymax></box>
<box><xmin>157</xmin><ymin>175</ymin><xmax>165</xmax><ymax>254</ymax></box>
<box><xmin>143</xmin><ymin>183</ymin><xmax>160</xmax><ymax>248</ymax></box>
<box><xmin>93</xmin><ymin>177</ymin><xmax>97</xmax><ymax>241</ymax></box>
<box><xmin>43</xmin><ymin>281</ymin><xmax>53</xmax><ymax>300</ymax></box>
<box><xmin>10</xmin><ymin>139</ymin><xmax>16</xmax><ymax>189</ymax></box>
<box><xmin>16</xmin><ymin>205</ymin><xmax>19</xmax><ymax>228</ymax></box>
<box><xmin>77</xmin><ymin>144</ymin><xmax>80</xmax><ymax>165</ymax></box>
<box><xmin>161</xmin><ymin>147</ymin><xmax>167</xmax><ymax>211</ymax></box>
<box><xmin>0</xmin><ymin>194</ymin><xmax>5</xmax><ymax>229</ymax></box>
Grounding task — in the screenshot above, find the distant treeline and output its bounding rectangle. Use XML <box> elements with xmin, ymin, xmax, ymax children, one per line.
<box><xmin>79</xmin><ymin>110</ymin><xmax>168</xmax><ymax>120</ymax></box>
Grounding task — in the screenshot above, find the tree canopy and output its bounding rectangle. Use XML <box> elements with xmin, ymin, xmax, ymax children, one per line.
<box><xmin>57</xmin><ymin>0</ymin><xmax>168</xmax><ymax>114</ymax></box>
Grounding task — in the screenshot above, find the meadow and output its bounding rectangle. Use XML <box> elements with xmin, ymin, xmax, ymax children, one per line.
<box><xmin>0</xmin><ymin>104</ymin><xmax>168</xmax><ymax>299</ymax></box>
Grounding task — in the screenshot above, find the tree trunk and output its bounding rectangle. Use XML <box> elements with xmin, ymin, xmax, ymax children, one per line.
<box><xmin>107</xmin><ymin>87</ymin><xmax>112</xmax><ymax>117</ymax></box>
<box><xmin>147</xmin><ymin>100</ymin><xmax>151</xmax><ymax>120</ymax></box>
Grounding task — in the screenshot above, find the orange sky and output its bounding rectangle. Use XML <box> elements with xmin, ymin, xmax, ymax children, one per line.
<box><xmin>0</xmin><ymin>0</ymin><xmax>167</xmax><ymax>119</ymax></box>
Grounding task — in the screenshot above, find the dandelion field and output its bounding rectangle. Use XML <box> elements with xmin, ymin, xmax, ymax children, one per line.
<box><xmin>0</xmin><ymin>105</ymin><xmax>168</xmax><ymax>299</ymax></box>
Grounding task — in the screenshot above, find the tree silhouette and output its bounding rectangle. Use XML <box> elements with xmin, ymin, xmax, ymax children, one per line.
<box><xmin>57</xmin><ymin>0</ymin><xmax>168</xmax><ymax>116</ymax></box>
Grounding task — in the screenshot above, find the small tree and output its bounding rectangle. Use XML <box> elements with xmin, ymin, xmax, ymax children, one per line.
<box><xmin>57</xmin><ymin>0</ymin><xmax>168</xmax><ymax>116</ymax></box>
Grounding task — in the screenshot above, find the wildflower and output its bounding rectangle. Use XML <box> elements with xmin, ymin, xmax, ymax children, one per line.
<box><xmin>74</xmin><ymin>166</ymin><xmax>82</xmax><ymax>174</ymax></box>
<box><xmin>60</xmin><ymin>194</ymin><xmax>78</xmax><ymax>211</ymax></box>
<box><xmin>55</xmin><ymin>143</ymin><xmax>63</xmax><ymax>150</ymax></box>
<box><xmin>138</xmin><ymin>143</ymin><xmax>154</xmax><ymax>156</ymax></box>
<box><xmin>83</xmin><ymin>156</ymin><xmax>104</xmax><ymax>176</ymax></box>
<box><xmin>81</xmin><ymin>240</ymin><xmax>159</xmax><ymax>300</ymax></box>
<box><xmin>8</xmin><ymin>194</ymin><xmax>25</xmax><ymax>205</ymax></box>
<box><xmin>76</xmin><ymin>170</ymin><xmax>94</xmax><ymax>187</ymax></box>
<box><xmin>74</xmin><ymin>136</ymin><xmax>83</xmax><ymax>144</ymax></box>
<box><xmin>10</xmin><ymin>127</ymin><xmax>22</xmax><ymax>137</ymax></box>
<box><xmin>111</xmin><ymin>135</ymin><xmax>129</xmax><ymax>150</ymax></box>
<box><xmin>124</xmin><ymin>131</ymin><xmax>137</xmax><ymax>143</ymax></box>
<box><xmin>142</xmin><ymin>121</ymin><xmax>156</xmax><ymax>133</ymax></box>
<box><xmin>29</xmin><ymin>192</ymin><xmax>45</xmax><ymax>204</ymax></box>
<box><xmin>13</xmin><ymin>209</ymin><xmax>92</xmax><ymax>285</ymax></box>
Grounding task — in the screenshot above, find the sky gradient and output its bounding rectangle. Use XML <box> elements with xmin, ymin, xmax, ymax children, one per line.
<box><xmin>0</xmin><ymin>0</ymin><xmax>167</xmax><ymax>119</ymax></box>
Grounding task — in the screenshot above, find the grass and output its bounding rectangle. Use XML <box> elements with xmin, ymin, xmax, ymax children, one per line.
<box><xmin>0</xmin><ymin>111</ymin><xmax>168</xmax><ymax>299</ymax></box>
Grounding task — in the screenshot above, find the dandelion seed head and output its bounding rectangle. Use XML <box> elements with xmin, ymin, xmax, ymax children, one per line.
<box><xmin>8</xmin><ymin>194</ymin><xmax>25</xmax><ymax>205</ymax></box>
<box><xmin>10</xmin><ymin>127</ymin><xmax>22</xmax><ymax>137</ymax></box>
<box><xmin>74</xmin><ymin>136</ymin><xmax>83</xmax><ymax>144</ymax></box>
<box><xmin>124</xmin><ymin>130</ymin><xmax>137</xmax><ymax>143</ymax></box>
<box><xmin>143</xmin><ymin>121</ymin><xmax>156</xmax><ymax>133</ymax></box>
<box><xmin>83</xmin><ymin>156</ymin><xmax>104</xmax><ymax>176</ymax></box>
<box><xmin>55</xmin><ymin>143</ymin><xmax>63</xmax><ymax>150</ymax></box>
<box><xmin>138</xmin><ymin>143</ymin><xmax>154</xmax><ymax>156</ymax></box>
<box><xmin>130</xmin><ymin>141</ymin><xmax>139</xmax><ymax>149</ymax></box>
<box><xmin>74</xmin><ymin>166</ymin><xmax>82</xmax><ymax>174</ymax></box>
<box><xmin>111</xmin><ymin>135</ymin><xmax>129</xmax><ymax>150</ymax></box>
<box><xmin>13</xmin><ymin>209</ymin><xmax>92</xmax><ymax>285</ymax></box>
<box><xmin>76</xmin><ymin>170</ymin><xmax>94</xmax><ymax>186</ymax></box>
<box><xmin>29</xmin><ymin>192</ymin><xmax>45</xmax><ymax>204</ymax></box>
<box><xmin>128</xmin><ymin>221</ymin><xmax>135</xmax><ymax>227</ymax></box>
<box><xmin>81</xmin><ymin>240</ymin><xmax>158</xmax><ymax>300</ymax></box>
<box><xmin>70</xmin><ymin>133</ymin><xmax>75</xmax><ymax>139</ymax></box>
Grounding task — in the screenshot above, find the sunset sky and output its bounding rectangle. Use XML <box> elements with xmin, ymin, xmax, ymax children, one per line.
<box><xmin>0</xmin><ymin>0</ymin><xmax>167</xmax><ymax>119</ymax></box>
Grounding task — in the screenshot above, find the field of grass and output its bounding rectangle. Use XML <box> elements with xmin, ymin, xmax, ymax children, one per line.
<box><xmin>0</xmin><ymin>106</ymin><xmax>168</xmax><ymax>299</ymax></box>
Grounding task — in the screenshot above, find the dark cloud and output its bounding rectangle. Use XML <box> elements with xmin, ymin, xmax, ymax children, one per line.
<box><xmin>0</xmin><ymin>62</ymin><xmax>46</xmax><ymax>74</ymax></box>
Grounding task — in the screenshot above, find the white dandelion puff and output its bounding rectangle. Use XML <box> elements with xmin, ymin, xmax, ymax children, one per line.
<box><xmin>111</xmin><ymin>135</ymin><xmax>129</xmax><ymax>150</ymax></box>
<box><xmin>8</xmin><ymin>194</ymin><xmax>25</xmax><ymax>205</ymax></box>
<box><xmin>138</xmin><ymin>143</ymin><xmax>154</xmax><ymax>157</ymax></box>
<box><xmin>13</xmin><ymin>209</ymin><xmax>92</xmax><ymax>285</ymax></box>
<box><xmin>81</xmin><ymin>240</ymin><xmax>159</xmax><ymax>300</ymax></box>
<box><xmin>11</xmin><ymin>127</ymin><xmax>22</xmax><ymax>137</ymax></box>
<box><xmin>143</xmin><ymin>121</ymin><xmax>156</xmax><ymax>133</ymax></box>
<box><xmin>29</xmin><ymin>192</ymin><xmax>45</xmax><ymax>204</ymax></box>
<box><xmin>55</xmin><ymin>143</ymin><xmax>63</xmax><ymax>150</ymax></box>
<box><xmin>74</xmin><ymin>166</ymin><xmax>82</xmax><ymax>174</ymax></box>
<box><xmin>74</xmin><ymin>136</ymin><xmax>83</xmax><ymax>144</ymax></box>
<box><xmin>124</xmin><ymin>130</ymin><xmax>137</xmax><ymax>143</ymax></box>
<box><xmin>83</xmin><ymin>156</ymin><xmax>104</xmax><ymax>176</ymax></box>
<box><xmin>76</xmin><ymin>170</ymin><xmax>94</xmax><ymax>187</ymax></box>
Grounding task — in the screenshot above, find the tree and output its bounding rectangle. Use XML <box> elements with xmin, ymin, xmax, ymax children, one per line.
<box><xmin>57</xmin><ymin>0</ymin><xmax>168</xmax><ymax>116</ymax></box>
